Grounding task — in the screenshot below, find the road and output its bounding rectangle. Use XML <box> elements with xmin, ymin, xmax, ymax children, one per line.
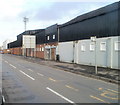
<box><xmin>1</xmin><ymin>54</ymin><xmax>119</xmax><ymax>104</ymax></box>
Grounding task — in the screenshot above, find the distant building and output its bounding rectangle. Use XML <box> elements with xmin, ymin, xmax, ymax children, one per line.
<box><xmin>3</xmin><ymin>39</ymin><xmax>13</xmax><ymax>50</ymax></box>
<box><xmin>0</xmin><ymin>46</ymin><xmax>3</xmax><ymax>50</ymax></box>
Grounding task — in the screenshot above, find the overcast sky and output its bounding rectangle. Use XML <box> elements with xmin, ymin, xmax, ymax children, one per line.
<box><xmin>0</xmin><ymin>0</ymin><xmax>119</xmax><ymax>46</ymax></box>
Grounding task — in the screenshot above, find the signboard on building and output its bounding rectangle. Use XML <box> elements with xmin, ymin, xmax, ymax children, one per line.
<box><xmin>22</xmin><ymin>35</ymin><xmax>36</xmax><ymax>48</ymax></box>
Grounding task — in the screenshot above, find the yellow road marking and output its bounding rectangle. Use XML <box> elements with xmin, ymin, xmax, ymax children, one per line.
<box><xmin>98</xmin><ymin>87</ymin><xmax>119</xmax><ymax>100</ymax></box>
<box><xmin>99</xmin><ymin>88</ymin><xmax>119</xmax><ymax>93</ymax></box>
<box><xmin>65</xmin><ymin>85</ymin><xmax>79</xmax><ymax>91</ymax></box>
<box><xmin>98</xmin><ymin>88</ymin><xmax>103</xmax><ymax>90</ymax></box>
<box><xmin>90</xmin><ymin>95</ymin><xmax>110</xmax><ymax>104</ymax></box>
<box><xmin>49</xmin><ymin>78</ymin><xmax>56</xmax><ymax>82</ymax></box>
<box><xmin>101</xmin><ymin>91</ymin><xmax>119</xmax><ymax>100</ymax></box>
<box><xmin>107</xmin><ymin>89</ymin><xmax>119</xmax><ymax>93</ymax></box>
<box><xmin>103</xmin><ymin>91</ymin><xmax>117</xmax><ymax>95</ymax></box>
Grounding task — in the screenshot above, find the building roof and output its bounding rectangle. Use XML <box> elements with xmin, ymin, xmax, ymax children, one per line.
<box><xmin>60</xmin><ymin>1</ymin><xmax>120</xmax><ymax>28</ymax></box>
<box><xmin>17</xmin><ymin>29</ymin><xmax>44</xmax><ymax>38</ymax></box>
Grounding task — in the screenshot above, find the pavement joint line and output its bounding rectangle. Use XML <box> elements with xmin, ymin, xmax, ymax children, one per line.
<box><xmin>9</xmin><ymin>64</ymin><xmax>16</xmax><ymax>69</ymax></box>
<box><xmin>49</xmin><ymin>78</ymin><xmax>56</xmax><ymax>82</ymax></box>
<box><xmin>79</xmin><ymin>68</ymin><xmax>85</xmax><ymax>70</ymax></box>
<box><xmin>28</xmin><ymin>69</ymin><xmax>33</xmax><ymax>72</ymax></box>
<box><xmin>77</xmin><ymin>74</ymin><xmax>117</xmax><ymax>86</ymax></box>
<box><xmin>65</xmin><ymin>85</ymin><xmax>79</xmax><ymax>91</ymax></box>
<box><xmin>37</xmin><ymin>73</ymin><xmax>44</xmax><ymax>76</ymax></box>
<box><xmin>90</xmin><ymin>95</ymin><xmax>110</xmax><ymax>104</ymax></box>
<box><xmin>46</xmin><ymin>87</ymin><xmax>75</xmax><ymax>104</ymax></box>
<box><xmin>19</xmin><ymin>70</ymin><xmax>35</xmax><ymax>80</ymax></box>
<box><xmin>67</xmin><ymin>71</ymin><xmax>112</xmax><ymax>84</ymax></box>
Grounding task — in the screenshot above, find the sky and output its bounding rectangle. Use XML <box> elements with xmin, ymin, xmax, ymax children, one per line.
<box><xmin>0</xmin><ymin>0</ymin><xmax>119</xmax><ymax>46</ymax></box>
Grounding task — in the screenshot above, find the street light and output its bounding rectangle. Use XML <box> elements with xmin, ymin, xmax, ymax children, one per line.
<box><xmin>91</xmin><ymin>36</ymin><xmax>97</xmax><ymax>74</ymax></box>
<box><xmin>23</xmin><ymin>17</ymin><xmax>29</xmax><ymax>57</ymax></box>
<box><xmin>23</xmin><ymin>17</ymin><xmax>29</xmax><ymax>32</ymax></box>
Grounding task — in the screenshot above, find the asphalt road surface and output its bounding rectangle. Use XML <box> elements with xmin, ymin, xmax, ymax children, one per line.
<box><xmin>1</xmin><ymin>54</ymin><xmax>119</xmax><ymax>104</ymax></box>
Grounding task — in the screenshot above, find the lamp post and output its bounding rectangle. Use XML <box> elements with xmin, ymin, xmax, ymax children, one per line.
<box><xmin>23</xmin><ymin>17</ymin><xmax>29</xmax><ymax>32</ymax></box>
<box><xmin>91</xmin><ymin>36</ymin><xmax>97</xmax><ymax>74</ymax></box>
<box><xmin>23</xmin><ymin>17</ymin><xmax>29</xmax><ymax>57</ymax></box>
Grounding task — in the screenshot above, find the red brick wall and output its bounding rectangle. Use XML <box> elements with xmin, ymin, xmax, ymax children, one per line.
<box><xmin>36</xmin><ymin>44</ymin><xmax>45</xmax><ymax>59</ymax></box>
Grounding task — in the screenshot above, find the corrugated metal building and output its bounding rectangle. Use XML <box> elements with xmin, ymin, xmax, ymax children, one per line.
<box><xmin>36</xmin><ymin>29</ymin><xmax>45</xmax><ymax>44</ymax></box>
<box><xmin>57</xmin><ymin>1</ymin><xmax>120</xmax><ymax>69</ymax></box>
<box><xmin>59</xmin><ymin>2</ymin><xmax>119</xmax><ymax>42</ymax></box>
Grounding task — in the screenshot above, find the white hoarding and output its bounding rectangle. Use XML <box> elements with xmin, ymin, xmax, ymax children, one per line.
<box><xmin>23</xmin><ymin>35</ymin><xmax>36</xmax><ymax>48</ymax></box>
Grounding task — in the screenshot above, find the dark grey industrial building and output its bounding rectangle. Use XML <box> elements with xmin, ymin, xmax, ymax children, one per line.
<box><xmin>59</xmin><ymin>1</ymin><xmax>120</xmax><ymax>42</ymax></box>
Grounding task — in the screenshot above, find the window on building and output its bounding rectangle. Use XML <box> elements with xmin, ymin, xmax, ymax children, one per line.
<box><xmin>42</xmin><ymin>47</ymin><xmax>44</xmax><ymax>51</ymax></box>
<box><xmin>81</xmin><ymin>44</ymin><xmax>85</xmax><ymax>51</ymax></box>
<box><xmin>115</xmin><ymin>41</ymin><xmax>120</xmax><ymax>51</ymax></box>
<box><xmin>40</xmin><ymin>48</ymin><xmax>42</xmax><ymax>51</ymax></box>
<box><xmin>90</xmin><ymin>43</ymin><xmax>95</xmax><ymax>51</ymax></box>
<box><xmin>34</xmin><ymin>48</ymin><xmax>36</xmax><ymax>51</ymax></box>
<box><xmin>47</xmin><ymin>36</ymin><xmax>49</xmax><ymax>40</ymax></box>
<box><xmin>100</xmin><ymin>42</ymin><xmax>106</xmax><ymax>51</ymax></box>
<box><xmin>53</xmin><ymin>35</ymin><xmax>55</xmax><ymax>39</ymax></box>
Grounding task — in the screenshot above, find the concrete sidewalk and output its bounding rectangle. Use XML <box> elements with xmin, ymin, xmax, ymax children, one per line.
<box><xmin>9</xmin><ymin>54</ymin><xmax>120</xmax><ymax>84</ymax></box>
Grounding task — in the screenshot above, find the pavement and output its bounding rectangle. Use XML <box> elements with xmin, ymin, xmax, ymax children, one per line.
<box><xmin>11</xmin><ymin>54</ymin><xmax>120</xmax><ymax>85</ymax></box>
<box><xmin>1</xmin><ymin>54</ymin><xmax>120</xmax><ymax>104</ymax></box>
<box><xmin>0</xmin><ymin>54</ymin><xmax>2</xmax><ymax>105</ymax></box>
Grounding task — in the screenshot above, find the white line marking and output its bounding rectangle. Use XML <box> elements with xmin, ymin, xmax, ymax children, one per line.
<box><xmin>0</xmin><ymin>88</ymin><xmax>2</xmax><ymax>92</ymax></box>
<box><xmin>5</xmin><ymin>61</ymin><xmax>8</xmax><ymax>63</ymax></box>
<box><xmin>2</xmin><ymin>95</ymin><xmax>5</xmax><ymax>103</ymax></box>
<box><xmin>28</xmin><ymin>69</ymin><xmax>33</xmax><ymax>72</ymax></box>
<box><xmin>37</xmin><ymin>73</ymin><xmax>44</xmax><ymax>76</ymax></box>
<box><xmin>9</xmin><ymin>64</ymin><xmax>16</xmax><ymax>69</ymax></box>
<box><xmin>46</xmin><ymin>87</ymin><xmax>74</xmax><ymax>103</ymax></box>
<box><xmin>19</xmin><ymin>70</ymin><xmax>35</xmax><ymax>80</ymax></box>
